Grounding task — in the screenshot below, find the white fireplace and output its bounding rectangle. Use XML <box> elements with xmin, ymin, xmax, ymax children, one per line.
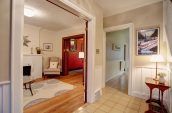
<box><xmin>23</xmin><ymin>54</ymin><xmax>42</xmax><ymax>79</ymax></box>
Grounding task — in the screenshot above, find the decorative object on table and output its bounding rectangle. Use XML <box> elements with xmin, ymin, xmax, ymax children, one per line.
<box><xmin>158</xmin><ymin>72</ymin><xmax>166</xmax><ymax>84</ymax></box>
<box><xmin>43</xmin><ymin>43</ymin><xmax>53</xmax><ymax>51</ymax></box>
<box><xmin>36</xmin><ymin>47</ymin><xmax>41</xmax><ymax>54</ymax></box>
<box><xmin>137</xmin><ymin>27</ymin><xmax>159</xmax><ymax>55</ymax></box>
<box><xmin>70</xmin><ymin>39</ymin><xmax>77</xmax><ymax>52</ymax></box>
<box><xmin>23</xmin><ymin>36</ymin><xmax>31</xmax><ymax>47</ymax></box>
<box><xmin>150</xmin><ymin>55</ymin><xmax>165</xmax><ymax>81</ymax></box>
<box><xmin>112</xmin><ymin>43</ymin><xmax>121</xmax><ymax>51</ymax></box>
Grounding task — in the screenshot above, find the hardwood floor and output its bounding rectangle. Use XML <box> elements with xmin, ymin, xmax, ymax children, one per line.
<box><xmin>106</xmin><ymin>73</ymin><xmax>128</xmax><ymax>94</ymax></box>
<box><xmin>24</xmin><ymin>73</ymin><xmax>85</xmax><ymax>113</ymax></box>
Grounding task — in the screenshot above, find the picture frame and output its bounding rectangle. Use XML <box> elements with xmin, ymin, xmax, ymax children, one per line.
<box><xmin>70</xmin><ymin>39</ymin><xmax>77</xmax><ymax>52</ymax></box>
<box><xmin>43</xmin><ymin>43</ymin><xmax>53</xmax><ymax>51</ymax></box>
<box><xmin>137</xmin><ymin>27</ymin><xmax>160</xmax><ymax>55</ymax></box>
<box><xmin>112</xmin><ymin>43</ymin><xmax>121</xmax><ymax>51</ymax></box>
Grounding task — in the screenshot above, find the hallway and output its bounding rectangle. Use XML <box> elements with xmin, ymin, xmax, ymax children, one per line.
<box><xmin>106</xmin><ymin>73</ymin><xmax>128</xmax><ymax>94</ymax></box>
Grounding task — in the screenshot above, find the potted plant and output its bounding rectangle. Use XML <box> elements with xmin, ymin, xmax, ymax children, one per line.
<box><xmin>157</xmin><ymin>72</ymin><xmax>166</xmax><ymax>84</ymax></box>
<box><xmin>36</xmin><ymin>47</ymin><xmax>41</xmax><ymax>54</ymax></box>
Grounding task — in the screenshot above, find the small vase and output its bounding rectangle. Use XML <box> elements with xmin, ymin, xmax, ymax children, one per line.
<box><xmin>159</xmin><ymin>77</ymin><xmax>165</xmax><ymax>84</ymax></box>
<box><xmin>37</xmin><ymin>50</ymin><xmax>41</xmax><ymax>54</ymax></box>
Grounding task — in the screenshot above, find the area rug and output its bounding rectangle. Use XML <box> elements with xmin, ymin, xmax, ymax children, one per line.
<box><xmin>23</xmin><ymin>79</ymin><xmax>74</xmax><ymax>109</ymax></box>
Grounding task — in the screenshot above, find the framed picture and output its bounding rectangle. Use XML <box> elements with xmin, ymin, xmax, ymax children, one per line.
<box><xmin>112</xmin><ymin>43</ymin><xmax>121</xmax><ymax>51</ymax></box>
<box><xmin>137</xmin><ymin>27</ymin><xmax>159</xmax><ymax>55</ymax></box>
<box><xmin>70</xmin><ymin>39</ymin><xmax>77</xmax><ymax>52</ymax></box>
<box><xmin>43</xmin><ymin>43</ymin><xmax>53</xmax><ymax>51</ymax></box>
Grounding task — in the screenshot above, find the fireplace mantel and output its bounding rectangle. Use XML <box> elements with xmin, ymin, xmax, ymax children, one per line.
<box><xmin>24</xmin><ymin>54</ymin><xmax>42</xmax><ymax>56</ymax></box>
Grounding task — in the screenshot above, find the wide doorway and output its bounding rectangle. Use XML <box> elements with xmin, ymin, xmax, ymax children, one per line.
<box><xmin>104</xmin><ymin>24</ymin><xmax>133</xmax><ymax>95</ymax></box>
<box><xmin>23</xmin><ymin>0</ymin><xmax>87</xmax><ymax>113</ymax></box>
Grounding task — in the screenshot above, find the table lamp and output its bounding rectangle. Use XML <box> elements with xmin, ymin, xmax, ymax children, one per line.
<box><xmin>150</xmin><ymin>55</ymin><xmax>164</xmax><ymax>80</ymax></box>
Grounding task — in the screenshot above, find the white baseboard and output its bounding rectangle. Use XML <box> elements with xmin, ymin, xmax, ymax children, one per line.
<box><xmin>132</xmin><ymin>91</ymin><xmax>161</xmax><ymax>100</ymax></box>
<box><xmin>94</xmin><ymin>88</ymin><xmax>102</xmax><ymax>100</ymax></box>
<box><xmin>105</xmin><ymin>71</ymin><xmax>124</xmax><ymax>82</ymax></box>
<box><xmin>132</xmin><ymin>91</ymin><xmax>149</xmax><ymax>100</ymax></box>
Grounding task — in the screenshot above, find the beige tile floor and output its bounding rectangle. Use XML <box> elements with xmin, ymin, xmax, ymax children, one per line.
<box><xmin>73</xmin><ymin>87</ymin><xmax>148</xmax><ymax>113</ymax></box>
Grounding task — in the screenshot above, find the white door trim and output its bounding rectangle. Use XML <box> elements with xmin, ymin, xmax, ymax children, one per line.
<box><xmin>11</xmin><ymin>0</ymin><xmax>24</xmax><ymax>113</ymax></box>
<box><xmin>11</xmin><ymin>0</ymin><xmax>96</xmax><ymax>113</ymax></box>
<box><xmin>103</xmin><ymin>23</ymin><xmax>134</xmax><ymax>95</ymax></box>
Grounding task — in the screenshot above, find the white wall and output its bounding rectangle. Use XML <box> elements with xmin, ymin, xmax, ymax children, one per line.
<box><xmin>23</xmin><ymin>24</ymin><xmax>41</xmax><ymax>54</ymax></box>
<box><xmin>40</xmin><ymin>29</ymin><xmax>59</xmax><ymax>68</ymax></box>
<box><xmin>106</xmin><ymin>29</ymin><xmax>129</xmax><ymax>81</ymax></box>
<box><xmin>0</xmin><ymin>0</ymin><xmax>11</xmax><ymax>82</ymax></box>
<box><xmin>23</xmin><ymin>24</ymin><xmax>85</xmax><ymax>68</ymax></box>
<box><xmin>0</xmin><ymin>0</ymin><xmax>11</xmax><ymax>113</ymax></box>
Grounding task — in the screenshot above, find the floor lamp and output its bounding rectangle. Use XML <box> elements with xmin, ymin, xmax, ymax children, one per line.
<box><xmin>79</xmin><ymin>52</ymin><xmax>84</xmax><ymax>85</ymax></box>
<box><xmin>150</xmin><ymin>55</ymin><xmax>164</xmax><ymax>81</ymax></box>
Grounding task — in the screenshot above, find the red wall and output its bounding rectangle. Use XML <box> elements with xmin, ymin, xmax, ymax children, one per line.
<box><xmin>68</xmin><ymin>38</ymin><xmax>84</xmax><ymax>70</ymax></box>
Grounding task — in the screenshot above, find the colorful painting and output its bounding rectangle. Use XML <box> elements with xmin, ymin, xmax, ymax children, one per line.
<box><xmin>137</xmin><ymin>27</ymin><xmax>159</xmax><ymax>55</ymax></box>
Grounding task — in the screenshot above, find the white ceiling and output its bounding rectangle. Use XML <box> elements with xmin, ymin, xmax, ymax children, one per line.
<box><xmin>94</xmin><ymin>0</ymin><xmax>162</xmax><ymax>17</ymax></box>
<box><xmin>24</xmin><ymin>0</ymin><xmax>85</xmax><ymax>31</ymax></box>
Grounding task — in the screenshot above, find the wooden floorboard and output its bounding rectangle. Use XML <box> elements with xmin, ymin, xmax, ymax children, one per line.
<box><xmin>24</xmin><ymin>73</ymin><xmax>85</xmax><ymax>113</ymax></box>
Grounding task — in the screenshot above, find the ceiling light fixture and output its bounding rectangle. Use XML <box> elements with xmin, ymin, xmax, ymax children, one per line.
<box><xmin>24</xmin><ymin>7</ymin><xmax>35</xmax><ymax>17</ymax></box>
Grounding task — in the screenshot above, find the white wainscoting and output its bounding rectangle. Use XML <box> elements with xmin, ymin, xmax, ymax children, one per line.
<box><xmin>0</xmin><ymin>82</ymin><xmax>10</xmax><ymax>113</ymax></box>
<box><xmin>132</xmin><ymin>67</ymin><xmax>170</xmax><ymax>102</ymax></box>
<box><xmin>94</xmin><ymin>65</ymin><xmax>103</xmax><ymax>100</ymax></box>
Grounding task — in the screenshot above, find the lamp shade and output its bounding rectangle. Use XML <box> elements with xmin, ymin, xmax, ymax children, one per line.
<box><xmin>79</xmin><ymin>52</ymin><xmax>84</xmax><ymax>58</ymax></box>
<box><xmin>150</xmin><ymin>55</ymin><xmax>164</xmax><ymax>62</ymax></box>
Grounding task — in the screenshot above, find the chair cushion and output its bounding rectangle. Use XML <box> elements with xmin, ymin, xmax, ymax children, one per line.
<box><xmin>44</xmin><ymin>68</ymin><xmax>60</xmax><ymax>72</ymax></box>
<box><xmin>50</xmin><ymin>62</ymin><xmax>58</xmax><ymax>68</ymax></box>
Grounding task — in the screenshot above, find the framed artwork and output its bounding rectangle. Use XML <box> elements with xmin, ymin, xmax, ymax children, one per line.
<box><xmin>137</xmin><ymin>27</ymin><xmax>159</xmax><ymax>55</ymax></box>
<box><xmin>70</xmin><ymin>39</ymin><xmax>77</xmax><ymax>52</ymax></box>
<box><xmin>112</xmin><ymin>43</ymin><xmax>121</xmax><ymax>51</ymax></box>
<box><xmin>43</xmin><ymin>43</ymin><xmax>53</xmax><ymax>51</ymax></box>
<box><xmin>23</xmin><ymin>36</ymin><xmax>31</xmax><ymax>47</ymax></box>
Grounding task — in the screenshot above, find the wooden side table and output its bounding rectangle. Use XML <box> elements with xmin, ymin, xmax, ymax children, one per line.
<box><xmin>23</xmin><ymin>76</ymin><xmax>34</xmax><ymax>96</ymax></box>
<box><xmin>145</xmin><ymin>77</ymin><xmax>170</xmax><ymax>113</ymax></box>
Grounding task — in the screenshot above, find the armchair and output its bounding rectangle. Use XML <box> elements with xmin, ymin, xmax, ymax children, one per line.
<box><xmin>44</xmin><ymin>57</ymin><xmax>61</xmax><ymax>78</ymax></box>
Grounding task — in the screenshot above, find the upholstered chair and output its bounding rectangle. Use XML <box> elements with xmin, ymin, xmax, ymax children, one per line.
<box><xmin>44</xmin><ymin>57</ymin><xmax>61</xmax><ymax>78</ymax></box>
